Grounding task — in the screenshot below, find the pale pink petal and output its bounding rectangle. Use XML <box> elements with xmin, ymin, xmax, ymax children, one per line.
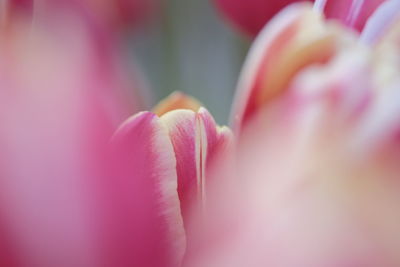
<box><xmin>230</xmin><ymin>3</ymin><xmax>310</xmax><ymax>131</ymax></box>
<box><xmin>361</xmin><ymin>0</ymin><xmax>400</xmax><ymax>44</ymax></box>
<box><xmin>230</xmin><ymin>3</ymin><xmax>349</xmax><ymax>133</ymax></box>
<box><xmin>160</xmin><ymin>108</ymin><xmax>232</xmax><ymax>231</ymax></box>
<box><xmin>186</xmin><ymin>47</ymin><xmax>400</xmax><ymax>267</ymax></box>
<box><xmin>159</xmin><ymin>110</ymin><xmax>198</xmax><ymax>229</ymax></box>
<box><xmin>110</xmin><ymin>112</ymin><xmax>185</xmax><ymax>267</ymax></box>
<box><xmin>197</xmin><ymin>108</ymin><xmax>219</xmax><ymax>166</ymax></box>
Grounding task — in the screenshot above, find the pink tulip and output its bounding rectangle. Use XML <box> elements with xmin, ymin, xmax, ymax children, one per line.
<box><xmin>186</xmin><ymin>3</ymin><xmax>400</xmax><ymax>266</ymax></box>
<box><xmin>1</xmin><ymin>3</ymin><xmax>235</xmax><ymax>266</ymax></box>
<box><xmin>2</xmin><ymin>0</ymin><xmax>400</xmax><ymax>266</ymax></box>
<box><xmin>214</xmin><ymin>0</ymin><xmax>388</xmax><ymax>37</ymax></box>
<box><xmin>110</xmin><ymin>93</ymin><xmax>233</xmax><ymax>266</ymax></box>
<box><xmin>0</xmin><ymin>23</ymin><xmax>232</xmax><ymax>260</ymax></box>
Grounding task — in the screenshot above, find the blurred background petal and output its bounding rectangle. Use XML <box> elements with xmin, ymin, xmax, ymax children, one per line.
<box><xmin>317</xmin><ymin>0</ymin><xmax>385</xmax><ymax>32</ymax></box>
<box><xmin>213</xmin><ymin>0</ymin><xmax>309</xmax><ymax>36</ymax></box>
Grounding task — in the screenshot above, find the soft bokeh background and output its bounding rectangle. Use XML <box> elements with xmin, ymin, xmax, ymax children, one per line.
<box><xmin>129</xmin><ymin>0</ymin><xmax>249</xmax><ymax>123</ymax></box>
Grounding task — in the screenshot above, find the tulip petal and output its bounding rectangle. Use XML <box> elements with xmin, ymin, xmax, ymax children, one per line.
<box><xmin>187</xmin><ymin>46</ymin><xmax>400</xmax><ymax>267</ymax></box>
<box><xmin>159</xmin><ymin>110</ymin><xmax>198</xmax><ymax>227</ymax></box>
<box><xmin>213</xmin><ymin>0</ymin><xmax>309</xmax><ymax>37</ymax></box>
<box><xmin>197</xmin><ymin>108</ymin><xmax>219</xmax><ymax>167</ymax></box>
<box><xmin>360</xmin><ymin>0</ymin><xmax>400</xmax><ymax>44</ymax></box>
<box><xmin>160</xmin><ymin>108</ymin><xmax>232</xmax><ymax>229</ymax></box>
<box><xmin>153</xmin><ymin>92</ymin><xmax>202</xmax><ymax>117</ymax></box>
<box><xmin>110</xmin><ymin>112</ymin><xmax>185</xmax><ymax>267</ymax></box>
<box><xmin>315</xmin><ymin>0</ymin><xmax>385</xmax><ymax>32</ymax></box>
<box><xmin>230</xmin><ymin>3</ymin><xmax>350</xmax><ymax>132</ymax></box>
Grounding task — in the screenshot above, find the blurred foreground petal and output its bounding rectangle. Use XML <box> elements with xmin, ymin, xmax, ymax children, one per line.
<box><xmin>187</xmin><ymin>4</ymin><xmax>400</xmax><ymax>265</ymax></box>
<box><xmin>0</xmin><ymin>11</ymin><xmax>146</xmax><ymax>266</ymax></box>
<box><xmin>187</xmin><ymin>46</ymin><xmax>400</xmax><ymax>267</ymax></box>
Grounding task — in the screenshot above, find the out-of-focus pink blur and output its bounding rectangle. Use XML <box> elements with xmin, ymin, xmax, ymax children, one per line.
<box><xmin>1</xmin><ymin>0</ymin><xmax>400</xmax><ymax>266</ymax></box>
<box><xmin>4</xmin><ymin>0</ymin><xmax>159</xmax><ymax>30</ymax></box>
<box><xmin>185</xmin><ymin>3</ymin><xmax>400</xmax><ymax>266</ymax></box>
<box><xmin>0</xmin><ymin>1</ymin><xmax>151</xmax><ymax>265</ymax></box>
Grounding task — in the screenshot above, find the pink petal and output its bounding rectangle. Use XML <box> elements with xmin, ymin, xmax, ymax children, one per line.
<box><xmin>213</xmin><ymin>0</ymin><xmax>310</xmax><ymax>37</ymax></box>
<box><xmin>186</xmin><ymin>49</ymin><xmax>400</xmax><ymax>267</ymax></box>
<box><xmin>197</xmin><ymin>108</ymin><xmax>219</xmax><ymax>168</ymax></box>
<box><xmin>159</xmin><ymin>110</ymin><xmax>198</xmax><ymax>229</ymax></box>
<box><xmin>315</xmin><ymin>0</ymin><xmax>385</xmax><ymax>32</ymax></box>
<box><xmin>3</xmin><ymin>0</ymin><xmax>146</xmax><ymax>120</ymax></box>
<box><xmin>0</xmin><ymin>19</ymin><xmax>124</xmax><ymax>266</ymax></box>
<box><xmin>230</xmin><ymin>3</ymin><xmax>340</xmax><ymax>133</ymax></box>
<box><xmin>160</xmin><ymin>108</ymin><xmax>232</xmax><ymax>231</ymax></box>
<box><xmin>197</xmin><ymin>108</ymin><xmax>235</xmax><ymax>183</ymax></box>
<box><xmin>110</xmin><ymin>112</ymin><xmax>186</xmax><ymax>267</ymax></box>
<box><xmin>361</xmin><ymin>0</ymin><xmax>400</xmax><ymax>44</ymax></box>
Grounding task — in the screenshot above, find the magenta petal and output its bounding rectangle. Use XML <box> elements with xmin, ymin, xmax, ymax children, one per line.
<box><xmin>316</xmin><ymin>0</ymin><xmax>385</xmax><ymax>32</ymax></box>
<box><xmin>213</xmin><ymin>0</ymin><xmax>309</xmax><ymax>37</ymax></box>
<box><xmin>197</xmin><ymin>108</ymin><xmax>226</xmax><ymax>169</ymax></box>
<box><xmin>160</xmin><ymin>110</ymin><xmax>198</xmax><ymax>228</ymax></box>
<box><xmin>110</xmin><ymin>112</ymin><xmax>185</xmax><ymax>267</ymax></box>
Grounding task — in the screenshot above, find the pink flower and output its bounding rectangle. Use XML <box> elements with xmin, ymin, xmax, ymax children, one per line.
<box><xmin>0</xmin><ymin>31</ymin><xmax>231</xmax><ymax>263</ymax></box>
<box><xmin>1</xmin><ymin>3</ymin><xmax>233</xmax><ymax>266</ymax></box>
<box><xmin>1</xmin><ymin>0</ymin><xmax>400</xmax><ymax>266</ymax></box>
<box><xmin>110</xmin><ymin>92</ymin><xmax>233</xmax><ymax>266</ymax></box>
<box><xmin>186</xmin><ymin>2</ymin><xmax>400</xmax><ymax>266</ymax></box>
